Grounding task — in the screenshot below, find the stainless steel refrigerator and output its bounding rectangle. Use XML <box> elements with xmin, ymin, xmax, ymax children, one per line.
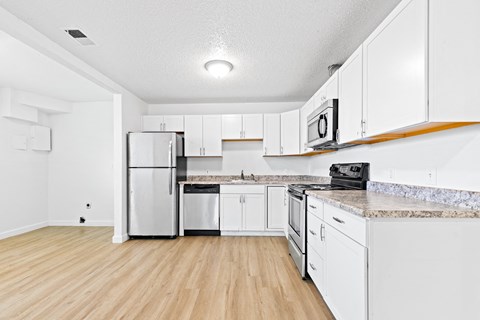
<box><xmin>128</xmin><ymin>132</ymin><xmax>187</xmax><ymax>237</ymax></box>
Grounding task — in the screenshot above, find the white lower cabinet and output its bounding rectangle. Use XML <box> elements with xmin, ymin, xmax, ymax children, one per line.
<box><xmin>325</xmin><ymin>224</ymin><xmax>367</xmax><ymax>320</ymax></box>
<box><xmin>220</xmin><ymin>194</ymin><xmax>243</xmax><ymax>231</ymax></box>
<box><xmin>266</xmin><ymin>186</ymin><xmax>287</xmax><ymax>231</ymax></box>
<box><xmin>306</xmin><ymin>196</ymin><xmax>480</xmax><ymax>320</ymax></box>
<box><xmin>243</xmin><ymin>194</ymin><xmax>265</xmax><ymax>231</ymax></box>
<box><xmin>220</xmin><ymin>185</ymin><xmax>265</xmax><ymax>232</ymax></box>
<box><xmin>307</xmin><ymin>197</ymin><xmax>367</xmax><ymax>320</ymax></box>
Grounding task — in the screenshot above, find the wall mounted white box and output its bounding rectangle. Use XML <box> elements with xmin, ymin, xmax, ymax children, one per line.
<box><xmin>31</xmin><ymin>125</ymin><xmax>51</xmax><ymax>151</ymax></box>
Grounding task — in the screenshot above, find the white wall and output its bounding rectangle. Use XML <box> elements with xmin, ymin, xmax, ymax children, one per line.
<box><xmin>148</xmin><ymin>101</ymin><xmax>303</xmax><ymax>115</ymax></box>
<box><xmin>148</xmin><ymin>101</ymin><xmax>309</xmax><ymax>176</ymax></box>
<box><xmin>188</xmin><ymin>141</ymin><xmax>310</xmax><ymax>175</ymax></box>
<box><xmin>309</xmin><ymin>124</ymin><xmax>480</xmax><ymax>192</ymax></box>
<box><xmin>0</xmin><ymin>115</ymin><xmax>49</xmax><ymax>239</ymax></box>
<box><xmin>48</xmin><ymin>101</ymin><xmax>114</xmax><ymax>226</ymax></box>
<box><xmin>112</xmin><ymin>92</ymin><xmax>147</xmax><ymax>243</ymax></box>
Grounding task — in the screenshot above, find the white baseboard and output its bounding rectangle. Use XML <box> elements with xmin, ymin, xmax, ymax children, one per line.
<box><xmin>221</xmin><ymin>231</ymin><xmax>285</xmax><ymax>237</ymax></box>
<box><xmin>112</xmin><ymin>233</ymin><xmax>129</xmax><ymax>243</ymax></box>
<box><xmin>48</xmin><ymin>220</ymin><xmax>114</xmax><ymax>227</ymax></box>
<box><xmin>0</xmin><ymin>221</ymin><xmax>49</xmax><ymax>240</ymax></box>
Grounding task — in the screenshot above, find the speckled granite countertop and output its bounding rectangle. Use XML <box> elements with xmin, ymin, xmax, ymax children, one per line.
<box><xmin>178</xmin><ymin>175</ymin><xmax>330</xmax><ymax>185</ymax></box>
<box><xmin>306</xmin><ymin>190</ymin><xmax>480</xmax><ymax>219</ymax></box>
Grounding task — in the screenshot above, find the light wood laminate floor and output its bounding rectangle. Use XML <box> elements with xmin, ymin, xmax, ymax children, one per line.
<box><xmin>0</xmin><ymin>227</ymin><xmax>333</xmax><ymax>320</ymax></box>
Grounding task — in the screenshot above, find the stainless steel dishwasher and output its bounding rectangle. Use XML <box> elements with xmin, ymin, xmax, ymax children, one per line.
<box><xmin>183</xmin><ymin>184</ymin><xmax>220</xmax><ymax>236</ymax></box>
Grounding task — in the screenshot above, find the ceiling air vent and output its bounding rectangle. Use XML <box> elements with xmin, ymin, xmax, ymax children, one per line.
<box><xmin>64</xmin><ymin>29</ymin><xmax>95</xmax><ymax>46</ymax></box>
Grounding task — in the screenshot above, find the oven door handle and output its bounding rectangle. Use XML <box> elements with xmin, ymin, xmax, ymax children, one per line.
<box><xmin>287</xmin><ymin>190</ymin><xmax>304</xmax><ymax>201</ymax></box>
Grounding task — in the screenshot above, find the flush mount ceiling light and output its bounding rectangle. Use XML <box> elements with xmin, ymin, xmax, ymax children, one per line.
<box><xmin>204</xmin><ymin>60</ymin><xmax>233</xmax><ymax>79</ymax></box>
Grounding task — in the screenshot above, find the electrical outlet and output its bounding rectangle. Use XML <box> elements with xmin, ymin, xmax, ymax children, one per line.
<box><xmin>386</xmin><ymin>168</ymin><xmax>395</xmax><ymax>181</ymax></box>
<box><xmin>426</xmin><ymin>168</ymin><xmax>437</xmax><ymax>185</ymax></box>
<box><xmin>86</xmin><ymin>203</ymin><xmax>91</xmax><ymax>209</ymax></box>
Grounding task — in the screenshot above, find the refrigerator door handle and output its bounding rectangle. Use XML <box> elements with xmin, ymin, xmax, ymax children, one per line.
<box><xmin>168</xmin><ymin>140</ymin><xmax>173</xmax><ymax>195</ymax></box>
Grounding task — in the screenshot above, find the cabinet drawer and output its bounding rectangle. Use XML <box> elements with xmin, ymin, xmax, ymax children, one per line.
<box><xmin>307</xmin><ymin>243</ymin><xmax>325</xmax><ymax>296</ymax></box>
<box><xmin>324</xmin><ymin>203</ymin><xmax>366</xmax><ymax>246</ymax></box>
<box><xmin>220</xmin><ymin>185</ymin><xmax>265</xmax><ymax>194</ymax></box>
<box><xmin>307</xmin><ymin>196</ymin><xmax>323</xmax><ymax>219</ymax></box>
<box><xmin>307</xmin><ymin>212</ymin><xmax>325</xmax><ymax>258</ymax></box>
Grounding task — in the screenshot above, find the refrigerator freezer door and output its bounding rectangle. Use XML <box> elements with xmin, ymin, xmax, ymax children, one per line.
<box><xmin>128</xmin><ymin>168</ymin><xmax>177</xmax><ymax>236</ymax></box>
<box><xmin>128</xmin><ymin>132</ymin><xmax>177</xmax><ymax>168</ymax></box>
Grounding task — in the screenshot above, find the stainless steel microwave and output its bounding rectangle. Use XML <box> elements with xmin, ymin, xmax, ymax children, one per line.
<box><xmin>307</xmin><ymin>99</ymin><xmax>339</xmax><ymax>149</ymax></box>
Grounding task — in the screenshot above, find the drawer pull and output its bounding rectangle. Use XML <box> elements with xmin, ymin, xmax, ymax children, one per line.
<box><xmin>320</xmin><ymin>224</ymin><xmax>325</xmax><ymax>241</ymax></box>
<box><xmin>309</xmin><ymin>263</ymin><xmax>317</xmax><ymax>271</ymax></box>
<box><xmin>333</xmin><ymin>217</ymin><xmax>345</xmax><ymax>224</ymax></box>
<box><xmin>309</xmin><ymin>204</ymin><xmax>317</xmax><ymax>209</ymax></box>
<box><xmin>309</xmin><ymin>229</ymin><xmax>317</xmax><ymax>236</ymax></box>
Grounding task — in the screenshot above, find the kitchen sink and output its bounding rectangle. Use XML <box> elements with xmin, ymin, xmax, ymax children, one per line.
<box><xmin>229</xmin><ymin>179</ymin><xmax>256</xmax><ymax>184</ymax></box>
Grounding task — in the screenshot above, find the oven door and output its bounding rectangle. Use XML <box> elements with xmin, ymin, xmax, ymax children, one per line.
<box><xmin>288</xmin><ymin>190</ymin><xmax>306</xmax><ymax>253</ymax></box>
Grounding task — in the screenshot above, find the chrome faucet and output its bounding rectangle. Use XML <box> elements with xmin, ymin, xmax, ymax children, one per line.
<box><xmin>240</xmin><ymin>170</ymin><xmax>245</xmax><ymax>180</ymax></box>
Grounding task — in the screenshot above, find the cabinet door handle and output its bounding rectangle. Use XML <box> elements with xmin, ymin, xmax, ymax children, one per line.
<box><xmin>309</xmin><ymin>229</ymin><xmax>317</xmax><ymax>236</ymax></box>
<box><xmin>309</xmin><ymin>204</ymin><xmax>316</xmax><ymax>209</ymax></box>
<box><xmin>333</xmin><ymin>217</ymin><xmax>345</xmax><ymax>224</ymax></box>
<box><xmin>309</xmin><ymin>263</ymin><xmax>317</xmax><ymax>271</ymax></box>
<box><xmin>336</xmin><ymin>129</ymin><xmax>340</xmax><ymax>142</ymax></box>
<box><xmin>264</xmin><ymin>147</ymin><xmax>267</xmax><ymax>155</ymax></box>
<box><xmin>280</xmin><ymin>146</ymin><xmax>284</xmax><ymax>154</ymax></box>
<box><xmin>320</xmin><ymin>224</ymin><xmax>325</xmax><ymax>241</ymax></box>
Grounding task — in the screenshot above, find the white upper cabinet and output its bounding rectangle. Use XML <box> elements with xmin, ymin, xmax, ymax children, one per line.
<box><xmin>202</xmin><ymin>115</ymin><xmax>222</xmax><ymax>156</ymax></box>
<box><xmin>281</xmin><ymin>109</ymin><xmax>300</xmax><ymax>155</ymax></box>
<box><xmin>263</xmin><ymin>113</ymin><xmax>281</xmax><ymax>156</ymax></box>
<box><xmin>363</xmin><ymin>0</ymin><xmax>428</xmax><ymax>137</ymax></box>
<box><xmin>221</xmin><ymin>114</ymin><xmax>243</xmax><ymax>139</ymax></box>
<box><xmin>300</xmin><ymin>99</ymin><xmax>315</xmax><ymax>153</ymax></box>
<box><xmin>184</xmin><ymin>115</ymin><xmax>222</xmax><ymax>157</ymax></box>
<box><xmin>222</xmin><ymin>114</ymin><xmax>263</xmax><ymax>140</ymax></box>
<box><xmin>242</xmin><ymin>114</ymin><xmax>263</xmax><ymax>139</ymax></box>
<box><xmin>338</xmin><ymin>45</ymin><xmax>364</xmax><ymax>144</ymax></box>
<box><xmin>325</xmin><ymin>72</ymin><xmax>339</xmax><ymax>101</ymax></box>
<box><xmin>142</xmin><ymin>115</ymin><xmax>184</xmax><ymax>132</ymax></box>
<box><xmin>184</xmin><ymin>115</ymin><xmax>203</xmax><ymax>156</ymax></box>
<box><xmin>314</xmin><ymin>72</ymin><xmax>339</xmax><ymax>109</ymax></box>
<box><xmin>142</xmin><ymin>115</ymin><xmax>163</xmax><ymax>131</ymax></box>
<box><xmin>428</xmin><ymin>0</ymin><xmax>480</xmax><ymax>122</ymax></box>
<box><xmin>163</xmin><ymin>115</ymin><xmax>184</xmax><ymax>132</ymax></box>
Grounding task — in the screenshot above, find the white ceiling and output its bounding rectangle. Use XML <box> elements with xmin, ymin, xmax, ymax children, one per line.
<box><xmin>0</xmin><ymin>31</ymin><xmax>112</xmax><ymax>102</ymax></box>
<box><xmin>0</xmin><ymin>0</ymin><xmax>401</xmax><ymax>104</ymax></box>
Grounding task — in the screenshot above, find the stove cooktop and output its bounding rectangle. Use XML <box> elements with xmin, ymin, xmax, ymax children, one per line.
<box><xmin>288</xmin><ymin>184</ymin><xmax>350</xmax><ymax>193</ymax></box>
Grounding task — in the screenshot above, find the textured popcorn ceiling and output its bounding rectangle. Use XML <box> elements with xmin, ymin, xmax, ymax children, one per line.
<box><xmin>0</xmin><ymin>0</ymin><xmax>400</xmax><ymax>103</ymax></box>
